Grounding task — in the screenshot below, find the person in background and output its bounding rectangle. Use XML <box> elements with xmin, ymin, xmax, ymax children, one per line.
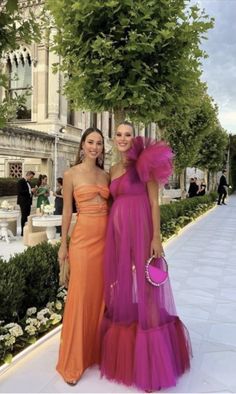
<box><xmin>17</xmin><ymin>170</ymin><xmax>36</xmax><ymax>236</ymax></box>
<box><xmin>188</xmin><ymin>177</ymin><xmax>198</xmax><ymax>198</ymax></box>
<box><xmin>194</xmin><ymin>177</ymin><xmax>200</xmax><ymax>194</ymax></box>
<box><xmin>197</xmin><ymin>179</ymin><xmax>206</xmax><ymax>196</ymax></box>
<box><xmin>35</xmin><ymin>174</ymin><xmax>50</xmax><ymax>209</ymax></box>
<box><xmin>53</xmin><ymin>177</ymin><xmax>63</xmax><ymax>234</ymax></box>
<box><xmin>217</xmin><ymin>169</ymin><xmax>230</xmax><ymax>205</ymax></box>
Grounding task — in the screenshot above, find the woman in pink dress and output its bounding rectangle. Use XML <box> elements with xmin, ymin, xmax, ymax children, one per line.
<box><xmin>100</xmin><ymin>122</ymin><xmax>192</xmax><ymax>392</ymax></box>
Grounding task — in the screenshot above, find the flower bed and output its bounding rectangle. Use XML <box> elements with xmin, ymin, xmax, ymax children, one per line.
<box><xmin>0</xmin><ymin>241</ymin><xmax>64</xmax><ymax>366</ymax></box>
<box><xmin>0</xmin><ymin>287</ymin><xmax>66</xmax><ymax>365</ymax></box>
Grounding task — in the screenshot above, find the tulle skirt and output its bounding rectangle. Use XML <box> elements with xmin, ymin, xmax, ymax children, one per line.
<box><xmin>100</xmin><ymin>193</ymin><xmax>192</xmax><ymax>391</ymax></box>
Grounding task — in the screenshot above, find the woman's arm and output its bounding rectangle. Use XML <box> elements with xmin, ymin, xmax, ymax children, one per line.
<box><xmin>54</xmin><ymin>187</ymin><xmax>63</xmax><ymax>198</ymax></box>
<box><xmin>36</xmin><ymin>187</ymin><xmax>46</xmax><ymax>196</ymax></box>
<box><xmin>147</xmin><ymin>181</ymin><xmax>164</xmax><ymax>258</ymax></box>
<box><xmin>45</xmin><ymin>186</ymin><xmax>50</xmax><ymax>197</ymax></box>
<box><xmin>58</xmin><ymin>171</ymin><xmax>73</xmax><ymax>262</ymax></box>
<box><xmin>55</xmin><ymin>193</ymin><xmax>63</xmax><ymax>198</ymax></box>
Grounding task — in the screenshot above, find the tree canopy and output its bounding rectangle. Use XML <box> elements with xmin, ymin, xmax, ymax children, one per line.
<box><xmin>46</xmin><ymin>0</ymin><xmax>214</xmax><ymax>126</ymax></box>
<box><xmin>164</xmin><ymin>88</ymin><xmax>219</xmax><ymax>172</ymax></box>
<box><xmin>195</xmin><ymin>125</ymin><xmax>228</xmax><ymax>172</ymax></box>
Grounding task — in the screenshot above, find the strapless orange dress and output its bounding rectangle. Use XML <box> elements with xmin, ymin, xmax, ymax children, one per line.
<box><xmin>56</xmin><ymin>184</ymin><xmax>109</xmax><ymax>382</ymax></box>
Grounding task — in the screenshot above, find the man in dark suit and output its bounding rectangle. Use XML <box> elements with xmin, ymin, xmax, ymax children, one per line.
<box><xmin>17</xmin><ymin>171</ymin><xmax>36</xmax><ymax>235</ymax></box>
<box><xmin>217</xmin><ymin>170</ymin><xmax>229</xmax><ymax>205</ymax></box>
<box><xmin>188</xmin><ymin>178</ymin><xmax>199</xmax><ymax>198</ymax></box>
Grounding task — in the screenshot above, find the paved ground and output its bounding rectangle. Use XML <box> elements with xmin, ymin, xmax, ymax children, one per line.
<box><xmin>0</xmin><ymin>195</ymin><xmax>236</xmax><ymax>393</ymax></box>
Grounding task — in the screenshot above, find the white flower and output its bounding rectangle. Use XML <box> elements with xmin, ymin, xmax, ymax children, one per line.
<box><xmin>26</xmin><ymin>318</ymin><xmax>40</xmax><ymax>328</ymax></box>
<box><xmin>55</xmin><ymin>301</ymin><xmax>62</xmax><ymax>311</ymax></box>
<box><xmin>46</xmin><ymin>301</ymin><xmax>55</xmax><ymax>310</ymax></box>
<box><xmin>26</xmin><ymin>307</ymin><xmax>37</xmax><ymax>316</ymax></box>
<box><xmin>57</xmin><ymin>291</ymin><xmax>65</xmax><ymax>299</ymax></box>
<box><xmin>39</xmin><ymin>308</ymin><xmax>50</xmax><ymax>315</ymax></box>
<box><xmin>37</xmin><ymin>308</ymin><xmax>50</xmax><ymax>320</ymax></box>
<box><xmin>43</xmin><ymin>204</ymin><xmax>55</xmax><ymax>214</ymax></box>
<box><xmin>5</xmin><ymin>335</ymin><xmax>16</xmax><ymax>346</ymax></box>
<box><xmin>25</xmin><ymin>325</ymin><xmax>37</xmax><ymax>336</ymax></box>
<box><xmin>39</xmin><ymin>317</ymin><xmax>49</xmax><ymax>326</ymax></box>
<box><xmin>0</xmin><ymin>335</ymin><xmax>5</xmax><ymax>341</ymax></box>
<box><xmin>50</xmin><ymin>313</ymin><xmax>62</xmax><ymax>325</ymax></box>
<box><xmin>8</xmin><ymin>324</ymin><xmax>23</xmax><ymax>338</ymax></box>
<box><xmin>1</xmin><ymin>200</ymin><xmax>11</xmax><ymax>209</ymax></box>
<box><xmin>4</xmin><ymin>323</ymin><xmax>15</xmax><ymax>329</ymax></box>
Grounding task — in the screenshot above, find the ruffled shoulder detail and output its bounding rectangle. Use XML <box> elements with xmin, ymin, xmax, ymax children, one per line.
<box><xmin>126</xmin><ymin>136</ymin><xmax>173</xmax><ymax>185</ymax></box>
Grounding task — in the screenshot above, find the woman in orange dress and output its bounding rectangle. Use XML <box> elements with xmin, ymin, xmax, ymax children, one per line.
<box><xmin>56</xmin><ymin>127</ymin><xmax>109</xmax><ymax>385</ymax></box>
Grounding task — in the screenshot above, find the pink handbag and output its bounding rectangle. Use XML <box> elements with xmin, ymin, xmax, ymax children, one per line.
<box><xmin>145</xmin><ymin>255</ymin><xmax>168</xmax><ymax>287</ymax></box>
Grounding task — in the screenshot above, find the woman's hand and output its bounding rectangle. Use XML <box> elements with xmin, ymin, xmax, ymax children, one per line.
<box><xmin>150</xmin><ymin>237</ymin><xmax>164</xmax><ymax>258</ymax></box>
<box><xmin>58</xmin><ymin>244</ymin><xmax>68</xmax><ymax>265</ymax></box>
<box><xmin>31</xmin><ymin>187</ymin><xmax>37</xmax><ymax>196</ymax></box>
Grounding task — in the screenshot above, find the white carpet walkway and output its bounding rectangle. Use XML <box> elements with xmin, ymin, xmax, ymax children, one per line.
<box><xmin>0</xmin><ymin>195</ymin><xmax>236</xmax><ymax>393</ymax></box>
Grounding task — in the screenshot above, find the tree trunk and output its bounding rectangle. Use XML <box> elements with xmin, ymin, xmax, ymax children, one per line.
<box><xmin>179</xmin><ymin>169</ymin><xmax>186</xmax><ymax>198</ymax></box>
<box><xmin>114</xmin><ymin>109</ymin><xmax>126</xmax><ymax>132</ymax></box>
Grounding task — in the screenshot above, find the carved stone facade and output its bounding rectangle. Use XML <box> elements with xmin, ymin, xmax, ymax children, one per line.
<box><xmin>0</xmin><ymin>126</ymin><xmax>80</xmax><ymax>185</ymax></box>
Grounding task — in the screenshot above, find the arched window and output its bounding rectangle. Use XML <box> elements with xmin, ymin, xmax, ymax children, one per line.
<box><xmin>7</xmin><ymin>48</ymin><xmax>32</xmax><ymax>120</ymax></box>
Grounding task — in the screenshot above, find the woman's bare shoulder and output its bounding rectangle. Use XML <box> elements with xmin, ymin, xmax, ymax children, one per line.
<box><xmin>64</xmin><ymin>164</ymin><xmax>83</xmax><ymax>176</ymax></box>
<box><xmin>97</xmin><ymin>168</ymin><xmax>110</xmax><ymax>183</ymax></box>
<box><xmin>109</xmin><ymin>163</ymin><xmax>119</xmax><ymax>176</ymax></box>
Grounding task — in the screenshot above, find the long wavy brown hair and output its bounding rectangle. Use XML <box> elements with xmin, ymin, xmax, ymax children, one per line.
<box><xmin>75</xmin><ymin>127</ymin><xmax>105</xmax><ymax>169</ymax></box>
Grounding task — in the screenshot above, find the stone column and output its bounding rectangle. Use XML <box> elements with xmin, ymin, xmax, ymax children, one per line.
<box><xmin>48</xmin><ymin>28</ymin><xmax>60</xmax><ymax>126</ymax></box>
<box><xmin>37</xmin><ymin>44</ymin><xmax>48</xmax><ymax>122</ymax></box>
<box><xmin>102</xmin><ymin>112</ymin><xmax>109</xmax><ymax>138</ymax></box>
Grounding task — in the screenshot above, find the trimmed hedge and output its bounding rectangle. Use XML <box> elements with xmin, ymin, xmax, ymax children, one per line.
<box><xmin>0</xmin><ymin>242</ymin><xmax>60</xmax><ymax>322</ymax></box>
<box><xmin>0</xmin><ymin>178</ymin><xmax>18</xmax><ymax>197</ymax></box>
<box><xmin>0</xmin><ymin>177</ymin><xmax>38</xmax><ymax>197</ymax></box>
<box><xmin>160</xmin><ymin>192</ymin><xmax>217</xmax><ymax>240</ymax></box>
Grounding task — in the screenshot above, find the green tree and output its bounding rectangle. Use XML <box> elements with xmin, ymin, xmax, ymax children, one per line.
<box><xmin>46</xmin><ymin>0</ymin><xmax>213</xmax><ymax>128</ymax></box>
<box><xmin>195</xmin><ymin>125</ymin><xmax>228</xmax><ymax>172</ymax></box>
<box><xmin>164</xmin><ymin>90</ymin><xmax>218</xmax><ymax>172</ymax></box>
<box><xmin>0</xmin><ymin>0</ymin><xmax>40</xmax><ymax>127</ymax></box>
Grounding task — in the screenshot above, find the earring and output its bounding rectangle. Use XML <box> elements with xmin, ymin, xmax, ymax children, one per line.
<box><xmin>98</xmin><ymin>154</ymin><xmax>104</xmax><ymax>166</ymax></box>
<box><xmin>80</xmin><ymin>149</ymin><xmax>84</xmax><ymax>161</ymax></box>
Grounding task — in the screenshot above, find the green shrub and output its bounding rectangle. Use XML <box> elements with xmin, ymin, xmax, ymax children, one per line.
<box><xmin>0</xmin><ymin>259</ymin><xmax>25</xmax><ymax>322</ymax></box>
<box><xmin>0</xmin><ymin>178</ymin><xmax>18</xmax><ymax>196</ymax></box>
<box><xmin>0</xmin><ymin>177</ymin><xmax>39</xmax><ymax>196</ymax></box>
<box><xmin>0</xmin><ymin>242</ymin><xmax>60</xmax><ymax>323</ymax></box>
<box><xmin>160</xmin><ymin>193</ymin><xmax>217</xmax><ymax>240</ymax></box>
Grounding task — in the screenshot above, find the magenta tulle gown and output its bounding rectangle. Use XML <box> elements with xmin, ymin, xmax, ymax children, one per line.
<box><xmin>100</xmin><ymin>137</ymin><xmax>192</xmax><ymax>391</ymax></box>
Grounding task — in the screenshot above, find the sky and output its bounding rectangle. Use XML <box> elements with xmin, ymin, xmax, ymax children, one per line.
<box><xmin>195</xmin><ymin>0</ymin><xmax>236</xmax><ymax>134</ymax></box>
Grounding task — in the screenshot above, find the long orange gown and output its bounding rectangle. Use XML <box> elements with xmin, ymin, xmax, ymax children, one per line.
<box><xmin>56</xmin><ymin>184</ymin><xmax>109</xmax><ymax>382</ymax></box>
